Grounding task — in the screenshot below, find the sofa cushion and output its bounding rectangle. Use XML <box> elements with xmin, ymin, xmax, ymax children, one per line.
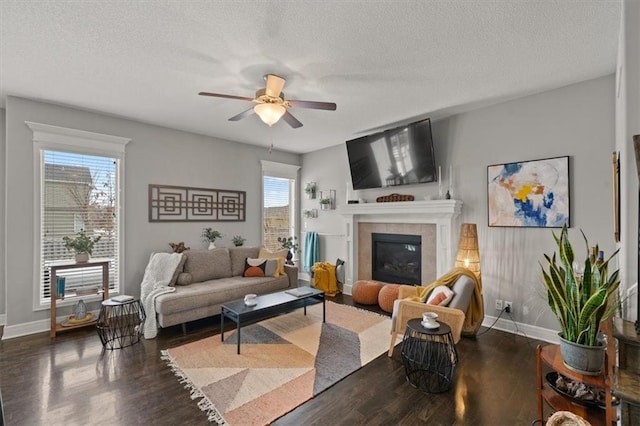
<box><xmin>169</xmin><ymin>253</ymin><xmax>187</xmax><ymax>286</ymax></box>
<box><xmin>243</xmin><ymin>258</ymin><xmax>267</xmax><ymax>277</ymax></box>
<box><xmin>258</xmin><ymin>247</ymin><xmax>288</xmax><ymax>276</ymax></box>
<box><xmin>229</xmin><ymin>246</ymin><xmax>260</xmax><ymax>276</ymax></box>
<box><xmin>155</xmin><ymin>275</ymin><xmax>290</xmax><ymax>316</ymax></box>
<box><xmin>183</xmin><ymin>248</ymin><xmax>232</xmax><ymax>282</ymax></box>
<box><xmin>176</xmin><ymin>272</ymin><xmax>193</xmax><ymax>286</ymax></box>
<box><xmin>427</xmin><ymin>286</ymin><xmax>454</xmax><ymax>306</ymax></box>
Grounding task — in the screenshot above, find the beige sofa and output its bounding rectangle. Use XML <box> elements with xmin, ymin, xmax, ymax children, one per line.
<box><xmin>155</xmin><ymin>247</ymin><xmax>298</xmax><ymax>330</ymax></box>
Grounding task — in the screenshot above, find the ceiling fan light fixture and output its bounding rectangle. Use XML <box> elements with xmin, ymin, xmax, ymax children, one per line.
<box><xmin>254</xmin><ymin>103</ymin><xmax>286</xmax><ymax>127</ymax></box>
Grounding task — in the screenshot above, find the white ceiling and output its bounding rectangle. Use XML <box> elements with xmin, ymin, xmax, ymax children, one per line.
<box><xmin>0</xmin><ymin>1</ymin><xmax>621</xmax><ymax>154</ymax></box>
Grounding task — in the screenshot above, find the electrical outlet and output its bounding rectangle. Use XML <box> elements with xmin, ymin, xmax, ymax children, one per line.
<box><xmin>495</xmin><ymin>299</ymin><xmax>503</xmax><ymax>310</ymax></box>
<box><xmin>504</xmin><ymin>301</ymin><xmax>512</xmax><ymax>313</ymax></box>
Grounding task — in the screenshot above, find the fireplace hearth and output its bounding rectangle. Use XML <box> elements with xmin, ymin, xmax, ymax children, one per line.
<box><xmin>372</xmin><ymin>233</ymin><xmax>421</xmax><ymax>284</ymax></box>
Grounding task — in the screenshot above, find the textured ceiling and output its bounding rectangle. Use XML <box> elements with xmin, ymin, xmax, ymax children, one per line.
<box><xmin>0</xmin><ymin>1</ymin><xmax>621</xmax><ymax>154</ymax></box>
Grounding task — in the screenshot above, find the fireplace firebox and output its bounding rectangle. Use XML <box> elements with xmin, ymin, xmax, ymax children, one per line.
<box><xmin>372</xmin><ymin>233</ymin><xmax>421</xmax><ymax>284</ymax></box>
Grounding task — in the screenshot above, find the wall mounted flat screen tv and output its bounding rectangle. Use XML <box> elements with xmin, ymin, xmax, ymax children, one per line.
<box><xmin>346</xmin><ymin>118</ymin><xmax>437</xmax><ymax>190</ymax></box>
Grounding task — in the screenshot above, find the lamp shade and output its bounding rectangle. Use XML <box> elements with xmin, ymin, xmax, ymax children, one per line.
<box><xmin>254</xmin><ymin>103</ymin><xmax>286</xmax><ymax>126</ymax></box>
<box><xmin>455</xmin><ymin>223</ymin><xmax>481</xmax><ymax>287</ymax></box>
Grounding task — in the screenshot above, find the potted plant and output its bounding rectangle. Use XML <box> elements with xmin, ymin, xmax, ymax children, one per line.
<box><xmin>63</xmin><ymin>229</ymin><xmax>101</xmax><ymax>263</ymax></box>
<box><xmin>319</xmin><ymin>197</ymin><xmax>332</xmax><ymax>210</ymax></box>
<box><xmin>540</xmin><ymin>225</ymin><xmax>620</xmax><ymax>375</ymax></box>
<box><xmin>304</xmin><ymin>182</ymin><xmax>316</xmax><ymax>199</ymax></box>
<box><xmin>202</xmin><ymin>228</ymin><xmax>223</xmax><ymax>249</ymax></box>
<box><xmin>277</xmin><ymin>236</ymin><xmax>299</xmax><ymax>265</ymax></box>
<box><xmin>231</xmin><ymin>235</ymin><xmax>246</xmax><ymax>247</ymax></box>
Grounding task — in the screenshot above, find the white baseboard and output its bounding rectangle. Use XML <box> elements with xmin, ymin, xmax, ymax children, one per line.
<box><xmin>482</xmin><ymin>314</ymin><xmax>559</xmax><ymax>344</ymax></box>
<box><xmin>2</xmin><ymin>309</ymin><xmax>100</xmax><ymax>340</ymax></box>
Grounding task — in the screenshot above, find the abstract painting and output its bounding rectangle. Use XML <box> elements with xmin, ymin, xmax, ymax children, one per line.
<box><xmin>487</xmin><ymin>156</ymin><xmax>569</xmax><ymax>228</ymax></box>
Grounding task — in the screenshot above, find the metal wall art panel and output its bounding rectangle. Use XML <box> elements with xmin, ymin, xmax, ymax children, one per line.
<box><xmin>149</xmin><ymin>184</ymin><xmax>246</xmax><ymax>222</ymax></box>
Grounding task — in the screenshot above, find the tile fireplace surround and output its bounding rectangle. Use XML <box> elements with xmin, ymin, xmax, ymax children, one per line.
<box><xmin>338</xmin><ymin>200</ymin><xmax>463</xmax><ymax>294</ymax></box>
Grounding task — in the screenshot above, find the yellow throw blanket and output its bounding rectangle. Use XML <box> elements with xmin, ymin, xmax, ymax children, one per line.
<box><xmin>311</xmin><ymin>262</ymin><xmax>339</xmax><ymax>296</ymax></box>
<box><xmin>409</xmin><ymin>267</ymin><xmax>484</xmax><ymax>335</ymax></box>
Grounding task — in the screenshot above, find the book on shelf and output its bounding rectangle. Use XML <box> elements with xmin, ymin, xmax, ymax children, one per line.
<box><xmin>286</xmin><ymin>287</ymin><xmax>314</xmax><ymax>297</ymax></box>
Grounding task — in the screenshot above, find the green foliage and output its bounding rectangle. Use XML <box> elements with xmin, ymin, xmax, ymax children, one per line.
<box><xmin>62</xmin><ymin>229</ymin><xmax>101</xmax><ymax>255</ymax></box>
<box><xmin>540</xmin><ymin>225</ymin><xmax>620</xmax><ymax>346</ymax></box>
<box><xmin>277</xmin><ymin>236</ymin><xmax>299</xmax><ymax>254</ymax></box>
<box><xmin>319</xmin><ymin>198</ymin><xmax>331</xmax><ymax>204</ymax></box>
<box><xmin>231</xmin><ymin>235</ymin><xmax>246</xmax><ymax>247</ymax></box>
<box><xmin>202</xmin><ymin>228</ymin><xmax>223</xmax><ymax>243</ymax></box>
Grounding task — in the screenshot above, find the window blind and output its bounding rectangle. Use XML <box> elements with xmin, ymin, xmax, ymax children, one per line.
<box><xmin>260</xmin><ymin>161</ymin><xmax>299</xmax><ymax>252</ymax></box>
<box><xmin>40</xmin><ymin>150</ymin><xmax>120</xmax><ymax>303</ymax></box>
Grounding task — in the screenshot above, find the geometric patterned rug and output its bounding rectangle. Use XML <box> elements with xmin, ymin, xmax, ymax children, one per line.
<box><xmin>161</xmin><ymin>301</ymin><xmax>393</xmax><ymax>425</ymax></box>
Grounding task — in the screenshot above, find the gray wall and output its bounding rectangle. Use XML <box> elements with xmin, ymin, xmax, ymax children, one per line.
<box><xmin>3</xmin><ymin>96</ymin><xmax>299</xmax><ymax>328</ymax></box>
<box><xmin>301</xmin><ymin>75</ymin><xmax>616</xmax><ymax>331</ymax></box>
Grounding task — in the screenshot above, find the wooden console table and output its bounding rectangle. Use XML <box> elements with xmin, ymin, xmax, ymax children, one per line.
<box><xmin>50</xmin><ymin>260</ymin><xmax>109</xmax><ymax>338</ymax></box>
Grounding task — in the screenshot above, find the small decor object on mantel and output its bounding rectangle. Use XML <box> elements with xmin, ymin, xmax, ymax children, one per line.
<box><xmin>62</xmin><ymin>229</ymin><xmax>101</xmax><ymax>263</ymax></box>
<box><xmin>540</xmin><ymin>225</ymin><xmax>620</xmax><ymax>375</ymax></box>
<box><xmin>375</xmin><ymin>193</ymin><xmax>415</xmax><ymax>203</ymax></box>
<box><xmin>202</xmin><ymin>228</ymin><xmax>223</xmax><ymax>249</ymax></box>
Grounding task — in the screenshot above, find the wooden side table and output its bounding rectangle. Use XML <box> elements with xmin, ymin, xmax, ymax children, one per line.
<box><xmin>401</xmin><ymin>318</ymin><xmax>458</xmax><ymax>393</ymax></box>
<box><xmin>50</xmin><ymin>260</ymin><xmax>109</xmax><ymax>338</ymax></box>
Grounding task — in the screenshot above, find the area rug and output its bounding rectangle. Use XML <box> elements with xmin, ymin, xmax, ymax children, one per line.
<box><xmin>161</xmin><ymin>301</ymin><xmax>393</xmax><ymax>425</ymax></box>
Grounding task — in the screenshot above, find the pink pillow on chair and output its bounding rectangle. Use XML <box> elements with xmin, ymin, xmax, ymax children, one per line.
<box><xmin>426</xmin><ymin>286</ymin><xmax>454</xmax><ymax>306</ymax></box>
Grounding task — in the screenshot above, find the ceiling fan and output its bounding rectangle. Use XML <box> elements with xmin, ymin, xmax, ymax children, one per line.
<box><xmin>199</xmin><ymin>74</ymin><xmax>337</xmax><ymax>128</ymax></box>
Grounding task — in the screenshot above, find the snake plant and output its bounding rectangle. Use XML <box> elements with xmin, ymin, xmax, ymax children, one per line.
<box><xmin>540</xmin><ymin>225</ymin><xmax>620</xmax><ymax>346</ymax></box>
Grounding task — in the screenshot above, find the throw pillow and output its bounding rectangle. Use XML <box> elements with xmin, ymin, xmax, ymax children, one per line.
<box><xmin>169</xmin><ymin>253</ymin><xmax>187</xmax><ymax>286</ymax></box>
<box><xmin>426</xmin><ymin>286</ymin><xmax>455</xmax><ymax>306</ymax></box>
<box><xmin>243</xmin><ymin>258</ymin><xmax>267</xmax><ymax>277</ymax></box>
<box><xmin>258</xmin><ymin>247</ymin><xmax>288</xmax><ymax>276</ymax></box>
<box><xmin>176</xmin><ymin>272</ymin><xmax>193</xmax><ymax>286</ymax></box>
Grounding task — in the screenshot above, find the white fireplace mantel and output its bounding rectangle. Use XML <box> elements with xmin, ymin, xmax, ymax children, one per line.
<box><xmin>338</xmin><ymin>199</ymin><xmax>463</xmax><ymax>294</ymax></box>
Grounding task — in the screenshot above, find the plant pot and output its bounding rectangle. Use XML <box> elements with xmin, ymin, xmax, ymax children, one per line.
<box><xmin>558</xmin><ymin>334</ymin><xmax>605</xmax><ymax>376</ymax></box>
<box><xmin>321</xmin><ymin>203</ymin><xmax>330</xmax><ymax>210</ymax></box>
<box><xmin>208</xmin><ymin>242</ymin><xmax>216</xmax><ymax>250</ymax></box>
<box><xmin>75</xmin><ymin>253</ymin><xmax>89</xmax><ymax>263</ymax></box>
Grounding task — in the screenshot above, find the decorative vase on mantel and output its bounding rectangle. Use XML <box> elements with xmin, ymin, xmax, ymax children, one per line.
<box><xmin>75</xmin><ymin>253</ymin><xmax>89</xmax><ymax>263</ymax></box>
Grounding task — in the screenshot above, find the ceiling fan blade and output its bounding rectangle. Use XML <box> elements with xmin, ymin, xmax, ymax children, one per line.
<box><xmin>228</xmin><ymin>107</ymin><xmax>255</xmax><ymax>121</ymax></box>
<box><xmin>281</xmin><ymin>111</ymin><xmax>303</xmax><ymax>128</ymax></box>
<box><xmin>199</xmin><ymin>92</ymin><xmax>255</xmax><ymax>102</ymax></box>
<box><xmin>286</xmin><ymin>99</ymin><xmax>337</xmax><ymax>111</ymax></box>
<box><xmin>265</xmin><ymin>74</ymin><xmax>286</xmax><ymax>98</ymax></box>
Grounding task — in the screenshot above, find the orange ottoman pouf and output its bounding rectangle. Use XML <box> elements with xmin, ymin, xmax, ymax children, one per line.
<box><xmin>352</xmin><ymin>280</ymin><xmax>383</xmax><ymax>305</ymax></box>
<box><xmin>378</xmin><ymin>284</ymin><xmax>401</xmax><ymax>313</ymax></box>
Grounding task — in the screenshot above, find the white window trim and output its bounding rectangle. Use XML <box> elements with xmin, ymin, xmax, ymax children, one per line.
<box><xmin>260</xmin><ymin>160</ymin><xmax>301</xmax><ymax>248</ymax></box>
<box><xmin>26</xmin><ymin>121</ymin><xmax>131</xmax><ymax>310</ymax></box>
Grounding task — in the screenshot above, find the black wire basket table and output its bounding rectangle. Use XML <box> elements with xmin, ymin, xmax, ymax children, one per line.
<box><xmin>401</xmin><ymin>318</ymin><xmax>458</xmax><ymax>393</ymax></box>
<box><xmin>96</xmin><ymin>298</ymin><xmax>146</xmax><ymax>349</ymax></box>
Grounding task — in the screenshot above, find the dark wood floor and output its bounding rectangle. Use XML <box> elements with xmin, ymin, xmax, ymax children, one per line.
<box><xmin>0</xmin><ymin>295</ymin><xmax>545</xmax><ymax>425</ymax></box>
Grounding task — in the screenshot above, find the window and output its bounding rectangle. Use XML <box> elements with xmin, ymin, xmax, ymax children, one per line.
<box><xmin>261</xmin><ymin>161</ymin><xmax>300</xmax><ymax>252</ymax></box>
<box><xmin>27</xmin><ymin>122</ymin><xmax>130</xmax><ymax>308</ymax></box>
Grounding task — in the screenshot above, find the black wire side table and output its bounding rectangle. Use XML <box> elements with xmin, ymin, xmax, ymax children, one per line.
<box><xmin>96</xmin><ymin>298</ymin><xmax>146</xmax><ymax>349</ymax></box>
<box><xmin>401</xmin><ymin>318</ymin><xmax>458</xmax><ymax>393</ymax></box>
